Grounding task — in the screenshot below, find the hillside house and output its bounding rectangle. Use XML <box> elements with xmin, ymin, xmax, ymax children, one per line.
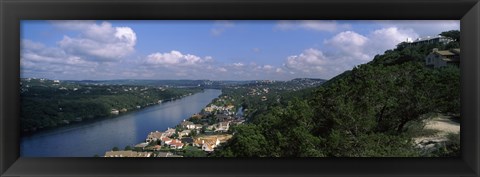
<box><xmin>146</xmin><ymin>131</ymin><xmax>165</xmax><ymax>143</ymax></box>
<box><xmin>425</xmin><ymin>48</ymin><xmax>460</xmax><ymax>68</ymax></box>
<box><xmin>161</xmin><ymin>137</ymin><xmax>172</xmax><ymax>146</ymax></box>
<box><xmin>179</xmin><ymin>130</ymin><xmax>191</xmax><ymax>138</ymax></box>
<box><xmin>406</xmin><ymin>35</ymin><xmax>453</xmax><ymax>46</ymax></box>
<box><xmin>193</xmin><ymin>137</ymin><xmax>220</xmax><ymax>152</ymax></box>
<box><xmin>169</xmin><ymin>139</ymin><xmax>184</xmax><ymax>149</ymax></box>
<box><xmin>134</xmin><ymin>142</ymin><xmax>149</xmax><ymax>150</ymax></box>
<box><xmin>181</xmin><ymin>120</ymin><xmax>196</xmax><ymax>129</ymax></box>
<box><xmin>215</xmin><ymin>121</ymin><xmax>230</xmax><ymax>132</ymax></box>
<box><xmin>164</xmin><ymin>128</ymin><xmax>176</xmax><ymax>137</ymax></box>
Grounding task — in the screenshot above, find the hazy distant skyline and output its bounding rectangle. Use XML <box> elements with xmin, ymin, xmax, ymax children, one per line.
<box><xmin>21</xmin><ymin>20</ymin><xmax>459</xmax><ymax>81</ymax></box>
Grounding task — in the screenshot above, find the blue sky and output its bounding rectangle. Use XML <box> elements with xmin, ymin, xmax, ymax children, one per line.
<box><xmin>21</xmin><ymin>20</ymin><xmax>459</xmax><ymax>81</ymax></box>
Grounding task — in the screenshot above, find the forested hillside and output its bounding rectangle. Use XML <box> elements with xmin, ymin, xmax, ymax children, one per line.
<box><xmin>20</xmin><ymin>81</ymin><xmax>201</xmax><ymax>133</ymax></box>
<box><xmin>214</xmin><ymin>30</ymin><xmax>460</xmax><ymax>157</ymax></box>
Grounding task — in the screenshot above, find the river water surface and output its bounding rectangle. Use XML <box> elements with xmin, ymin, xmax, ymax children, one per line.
<box><xmin>21</xmin><ymin>89</ymin><xmax>222</xmax><ymax>157</ymax></box>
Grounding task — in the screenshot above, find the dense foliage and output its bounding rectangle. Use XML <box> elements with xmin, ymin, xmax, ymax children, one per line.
<box><xmin>20</xmin><ymin>81</ymin><xmax>202</xmax><ymax>133</ymax></box>
<box><xmin>215</xmin><ymin>31</ymin><xmax>460</xmax><ymax>157</ymax></box>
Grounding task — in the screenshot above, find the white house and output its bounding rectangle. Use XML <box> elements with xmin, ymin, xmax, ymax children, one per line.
<box><xmin>215</xmin><ymin>121</ymin><xmax>230</xmax><ymax>132</ymax></box>
<box><xmin>194</xmin><ymin>137</ymin><xmax>220</xmax><ymax>152</ymax></box>
<box><xmin>181</xmin><ymin>120</ymin><xmax>196</xmax><ymax>129</ymax></box>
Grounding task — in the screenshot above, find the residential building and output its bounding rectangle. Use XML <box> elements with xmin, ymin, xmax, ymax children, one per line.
<box><xmin>193</xmin><ymin>137</ymin><xmax>220</xmax><ymax>152</ymax></box>
<box><xmin>425</xmin><ymin>48</ymin><xmax>460</xmax><ymax>68</ymax></box>
<box><xmin>215</xmin><ymin>121</ymin><xmax>230</xmax><ymax>132</ymax></box>
<box><xmin>406</xmin><ymin>35</ymin><xmax>453</xmax><ymax>46</ymax></box>
<box><xmin>194</xmin><ymin>124</ymin><xmax>203</xmax><ymax>130</ymax></box>
<box><xmin>181</xmin><ymin>120</ymin><xmax>196</xmax><ymax>129</ymax></box>
<box><xmin>146</xmin><ymin>131</ymin><xmax>165</xmax><ymax>143</ymax></box>
<box><xmin>134</xmin><ymin>142</ymin><xmax>149</xmax><ymax>150</ymax></box>
<box><xmin>164</xmin><ymin>128</ymin><xmax>176</xmax><ymax>137</ymax></box>
<box><xmin>179</xmin><ymin>130</ymin><xmax>191</xmax><ymax>138</ymax></box>
<box><xmin>161</xmin><ymin>137</ymin><xmax>172</xmax><ymax>146</ymax></box>
<box><xmin>110</xmin><ymin>109</ymin><xmax>119</xmax><ymax>115</ymax></box>
<box><xmin>169</xmin><ymin>139</ymin><xmax>184</xmax><ymax>149</ymax></box>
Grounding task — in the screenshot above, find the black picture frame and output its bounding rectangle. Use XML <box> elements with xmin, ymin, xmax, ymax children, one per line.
<box><xmin>1</xmin><ymin>0</ymin><xmax>479</xmax><ymax>176</ymax></box>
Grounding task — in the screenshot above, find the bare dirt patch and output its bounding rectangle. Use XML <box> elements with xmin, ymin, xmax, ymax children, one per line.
<box><xmin>414</xmin><ymin>115</ymin><xmax>460</xmax><ymax>148</ymax></box>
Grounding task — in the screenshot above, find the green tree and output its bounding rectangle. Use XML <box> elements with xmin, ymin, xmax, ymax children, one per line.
<box><xmin>440</xmin><ymin>30</ymin><xmax>460</xmax><ymax>42</ymax></box>
<box><xmin>183</xmin><ymin>146</ymin><xmax>207</xmax><ymax>157</ymax></box>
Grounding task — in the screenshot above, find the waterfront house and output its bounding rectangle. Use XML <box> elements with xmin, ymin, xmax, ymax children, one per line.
<box><xmin>194</xmin><ymin>124</ymin><xmax>203</xmax><ymax>130</ymax></box>
<box><xmin>191</xmin><ymin>114</ymin><xmax>203</xmax><ymax>119</ymax></box>
<box><xmin>425</xmin><ymin>48</ymin><xmax>460</xmax><ymax>68</ymax></box>
<box><xmin>104</xmin><ymin>150</ymin><xmax>152</xmax><ymax>157</ymax></box>
<box><xmin>110</xmin><ymin>109</ymin><xmax>119</xmax><ymax>115</ymax></box>
<box><xmin>179</xmin><ymin>130</ymin><xmax>191</xmax><ymax>138</ymax></box>
<box><xmin>164</xmin><ymin>128</ymin><xmax>176</xmax><ymax>137</ymax></box>
<box><xmin>181</xmin><ymin>120</ymin><xmax>196</xmax><ymax>129</ymax></box>
<box><xmin>146</xmin><ymin>131</ymin><xmax>165</xmax><ymax>143</ymax></box>
<box><xmin>134</xmin><ymin>142</ymin><xmax>149</xmax><ymax>150</ymax></box>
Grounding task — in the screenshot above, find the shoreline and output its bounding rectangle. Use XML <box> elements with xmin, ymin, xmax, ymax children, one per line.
<box><xmin>102</xmin><ymin>89</ymin><xmax>244</xmax><ymax>157</ymax></box>
<box><xmin>21</xmin><ymin>89</ymin><xmax>206</xmax><ymax>136</ymax></box>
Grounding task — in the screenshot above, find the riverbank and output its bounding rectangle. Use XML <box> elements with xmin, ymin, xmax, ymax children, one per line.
<box><xmin>21</xmin><ymin>88</ymin><xmax>204</xmax><ymax>135</ymax></box>
<box><xmin>102</xmin><ymin>91</ymin><xmax>245</xmax><ymax>157</ymax></box>
<box><xmin>21</xmin><ymin>89</ymin><xmax>222</xmax><ymax>157</ymax></box>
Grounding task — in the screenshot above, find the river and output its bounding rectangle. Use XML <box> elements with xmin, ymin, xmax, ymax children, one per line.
<box><xmin>20</xmin><ymin>89</ymin><xmax>222</xmax><ymax>157</ymax></box>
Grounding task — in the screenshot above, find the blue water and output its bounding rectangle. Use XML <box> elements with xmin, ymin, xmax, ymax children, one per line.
<box><xmin>20</xmin><ymin>89</ymin><xmax>221</xmax><ymax>157</ymax></box>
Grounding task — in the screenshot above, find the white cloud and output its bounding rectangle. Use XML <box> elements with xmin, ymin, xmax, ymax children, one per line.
<box><xmin>21</xmin><ymin>39</ymin><xmax>95</xmax><ymax>67</ymax></box>
<box><xmin>276</xmin><ymin>20</ymin><xmax>350</xmax><ymax>32</ymax></box>
<box><xmin>284</xmin><ymin>48</ymin><xmax>330</xmax><ymax>74</ymax></box>
<box><xmin>324</xmin><ymin>31</ymin><xmax>370</xmax><ymax>61</ymax></box>
<box><xmin>232</xmin><ymin>62</ymin><xmax>245</xmax><ymax>67</ymax></box>
<box><xmin>57</xmin><ymin>21</ymin><xmax>137</xmax><ymax>61</ymax></box>
<box><xmin>263</xmin><ymin>65</ymin><xmax>274</xmax><ymax>70</ymax></box>
<box><xmin>367</xmin><ymin>27</ymin><xmax>418</xmax><ymax>54</ymax></box>
<box><xmin>283</xmin><ymin>27</ymin><xmax>419</xmax><ymax>79</ymax></box>
<box><xmin>218</xmin><ymin>67</ymin><xmax>228</xmax><ymax>72</ymax></box>
<box><xmin>145</xmin><ymin>50</ymin><xmax>211</xmax><ymax>66</ymax></box>
<box><xmin>375</xmin><ymin>20</ymin><xmax>459</xmax><ymax>37</ymax></box>
<box><xmin>21</xmin><ymin>21</ymin><xmax>138</xmax><ymax>80</ymax></box>
<box><xmin>325</xmin><ymin>27</ymin><xmax>419</xmax><ymax>61</ymax></box>
<box><xmin>211</xmin><ymin>20</ymin><xmax>235</xmax><ymax>36</ymax></box>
